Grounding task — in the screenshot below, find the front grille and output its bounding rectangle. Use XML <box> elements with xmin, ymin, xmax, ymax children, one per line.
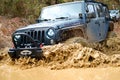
<box><xmin>22</xmin><ymin>30</ymin><xmax>45</xmax><ymax>44</ymax></box>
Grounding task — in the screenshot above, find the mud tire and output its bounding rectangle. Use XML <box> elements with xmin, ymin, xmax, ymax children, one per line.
<box><xmin>109</xmin><ymin>21</ymin><xmax>114</xmax><ymax>31</ymax></box>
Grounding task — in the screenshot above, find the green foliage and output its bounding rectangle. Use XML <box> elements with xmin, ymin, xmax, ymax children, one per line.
<box><xmin>0</xmin><ymin>0</ymin><xmax>44</xmax><ymax>22</ymax></box>
<box><xmin>96</xmin><ymin>0</ymin><xmax>120</xmax><ymax>9</ymax></box>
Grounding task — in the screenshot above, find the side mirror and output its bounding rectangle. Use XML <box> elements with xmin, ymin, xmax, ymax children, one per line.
<box><xmin>86</xmin><ymin>12</ymin><xmax>96</xmax><ymax>19</ymax></box>
<box><xmin>79</xmin><ymin>13</ymin><xmax>83</xmax><ymax>19</ymax></box>
<box><xmin>36</xmin><ymin>19</ymin><xmax>41</xmax><ymax>23</ymax></box>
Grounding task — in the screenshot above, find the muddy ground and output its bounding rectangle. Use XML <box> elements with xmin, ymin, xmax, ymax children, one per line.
<box><xmin>0</xmin><ymin>17</ymin><xmax>120</xmax><ymax>80</ymax></box>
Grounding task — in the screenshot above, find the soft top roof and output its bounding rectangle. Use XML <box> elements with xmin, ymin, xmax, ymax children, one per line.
<box><xmin>43</xmin><ymin>1</ymin><xmax>84</xmax><ymax>9</ymax></box>
<box><xmin>42</xmin><ymin>0</ymin><xmax>108</xmax><ymax>9</ymax></box>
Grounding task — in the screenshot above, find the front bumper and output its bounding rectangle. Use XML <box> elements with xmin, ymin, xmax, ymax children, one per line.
<box><xmin>110</xmin><ymin>16</ymin><xmax>117</xmax><ymax>21</ymax></box>
<box><xmin>8</xmin><ymin>48</ymin><xmax>43</xmax><ymax>59</ymax></box>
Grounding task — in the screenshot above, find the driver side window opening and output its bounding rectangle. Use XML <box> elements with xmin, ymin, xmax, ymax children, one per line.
<box><xmin>104</xmin><ymin>7</ymin><xmax>110</xmax><ymax>19</ymax></box>
<box><xmin>87</xmin><ymin>4</ymin><xmax>96</xmax><ymax>18</ymax></box>
<box><xmin>96</xmin><ymin>4</ymin><xmax>104</xmax><ymax>17</ymax></box>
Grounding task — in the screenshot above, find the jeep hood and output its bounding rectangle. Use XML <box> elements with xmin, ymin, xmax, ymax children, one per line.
<box><xmin>17</xmin><ymin>19</ymin><xmax>84</xmax><ymax>31</ymax></box>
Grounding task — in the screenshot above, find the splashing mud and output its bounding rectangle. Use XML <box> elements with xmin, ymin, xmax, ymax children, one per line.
<box><xmin>1</xmin><ymin>33</ymin><xmax>120</xmax><ymax>70</ymax></box>
<box><xmin>42</xmin><ymin>36</ymin><xmax>120</xmax><ymax>70</ymax></box>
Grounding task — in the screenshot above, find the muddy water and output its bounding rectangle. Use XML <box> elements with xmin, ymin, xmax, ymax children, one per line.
<box><xmin>0</xmin><ymin>65</ymin><xmax>120</xmax><ymax>80</ymax></box>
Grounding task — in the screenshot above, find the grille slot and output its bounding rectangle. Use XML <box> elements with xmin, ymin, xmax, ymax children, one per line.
<box><xmin>24</xmin><ymin>30</ymin><xmax>45</xmax><ymax>44</ymax></box>
<box><xmin>42</xmin><ymin>31</ymin><xmax>45</xmax><ymax>43</ymax></box>
<box><xmin>38</xmin><ymin>31</ymin><xmax>41</xmax><ymax>42</ymax></box>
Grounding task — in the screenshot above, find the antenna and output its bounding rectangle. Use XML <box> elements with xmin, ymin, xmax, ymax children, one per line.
<box><xmin>85</xmin><ymin>0</ymin><xmax>95</xmax><ymax>1</ymax></box>
<box><xmin>74</xmin><ymin>0</ymin><xmax>95</xmax><ymax>2</ymax></box>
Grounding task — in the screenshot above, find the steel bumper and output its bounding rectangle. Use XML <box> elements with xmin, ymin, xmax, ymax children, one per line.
<box><xmin>8</xmin><ymin>48</ymin><xmax>43</xmax><ymax>59</ymax></box>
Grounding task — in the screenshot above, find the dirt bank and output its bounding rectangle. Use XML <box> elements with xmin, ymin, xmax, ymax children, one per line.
<box><xmin>0</xmin><ymin>16</ymin><xmax>29</xmax><ymax>48</ymax></box>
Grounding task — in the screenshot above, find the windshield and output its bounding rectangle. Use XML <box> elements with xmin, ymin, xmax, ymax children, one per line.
<box><xmin>40</xmin><ymin>2</ymin><xmax>84</xmax><ymax>20</ymax></box>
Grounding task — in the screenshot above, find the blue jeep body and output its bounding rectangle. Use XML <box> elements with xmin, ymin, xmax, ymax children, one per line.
<box><xmin>8</xmin><ymin>0</ymin><xmax>113</xmax><ymax>59</ymax></box>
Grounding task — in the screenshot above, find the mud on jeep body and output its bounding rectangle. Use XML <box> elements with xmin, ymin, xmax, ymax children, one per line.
<box><xmin>8</xmin><ymin>0</ymin><xmax>114</xmax><ymax>59</ymax></box>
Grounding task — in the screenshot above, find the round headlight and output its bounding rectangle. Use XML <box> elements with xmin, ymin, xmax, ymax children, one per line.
<box><xmin>47</xmin><ymin>28</ymin><xmax>55</xmax><ymax>37</ymax></box>
<box><xmin>14</xmin><ymin>35</ymin><xmax>21</xmax><ymax>41</ymax></box>
<box><xmin>15</xmin><ymin>35</ymin><xmax>21</xmax><ymax>39</ymax></box>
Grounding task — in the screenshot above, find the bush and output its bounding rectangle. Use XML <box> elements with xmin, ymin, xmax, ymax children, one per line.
<box><xmin>0</xmin><ymin>0</ymin><xmax>45</xmax><ymax>23</ymax></box>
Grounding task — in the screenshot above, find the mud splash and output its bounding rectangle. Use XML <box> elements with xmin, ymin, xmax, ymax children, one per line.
<box><xmin>42</xmin><ymin>36</ymin><xmax>120</xmax><ymax>70</ymax></box>
<box><xmin>0</xmin><ymin>35</ymin><xmax>119</xmax><ymax>70</ymax></box>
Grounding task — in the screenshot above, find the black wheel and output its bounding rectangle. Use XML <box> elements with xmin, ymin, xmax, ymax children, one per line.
<box><xmin>113</xmin><ymin>17</ymin><xmax>117</xmax><ymax>22</ymax></box>
<box><xmin>109</xmin><ymin>21</ymin><xmax>114</xmax><ymax>31</ymax></box>
<box><xmin>8</xmin><ymin>53</ymin><xmax>17</xmax><ymax>61</ymax></box>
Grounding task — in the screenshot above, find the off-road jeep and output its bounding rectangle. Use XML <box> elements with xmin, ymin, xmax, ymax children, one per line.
<box><xmin>8</xmin><ymin>0</ymin><xmax>114</xmax><ymax>59</ymax></box>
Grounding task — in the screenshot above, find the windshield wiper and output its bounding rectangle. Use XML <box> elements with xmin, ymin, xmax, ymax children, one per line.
<box><xmin>56</xmin><ymin>17</ymin><xmax>69</xmax><ymax>19</ymax></box>
<box><xmin>41</xmin><ymin>19</ymin><xmax>52</xmax><ymax>21</ymax></box>
<box><xmin>36</xmin><ymin>19</ymin><xmax>51</xmax><ymax>23</ymax></box>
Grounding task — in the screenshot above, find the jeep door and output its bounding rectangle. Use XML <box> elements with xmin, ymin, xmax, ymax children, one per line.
<box><xmin>86</xmin><ymin>4</ymin><xmax>100</xmax><ymax>42</ymax></box>
<box><xmin>95</xmin><ymin>4</ymin><xmax>109</xmax><ymax>40</ymax></box>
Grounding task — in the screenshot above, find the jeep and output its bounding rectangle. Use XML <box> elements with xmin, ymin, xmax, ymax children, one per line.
<box><xmin>8</xmin><ymin>0</ymin><xmax>114</xmax><ymax>59</ymax></box>
<box><xmin>109</xmin><ymin>10</ymin><xmax>120</xmax><ymax>22</ymax></box>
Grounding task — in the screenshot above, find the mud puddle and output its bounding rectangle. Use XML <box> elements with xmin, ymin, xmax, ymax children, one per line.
<box><xmin>0</xmin><ymin>66</ymin><xmax>120</xmax><ymax>80</ymax></box>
